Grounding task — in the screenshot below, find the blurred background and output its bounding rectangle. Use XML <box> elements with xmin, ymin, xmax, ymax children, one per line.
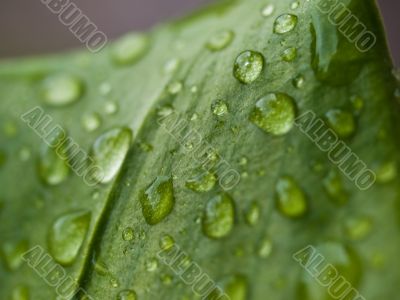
<box><xmin>0</xmin><ymin>0</ymin><xmax>398</xmax><ymax>66</ymax></box>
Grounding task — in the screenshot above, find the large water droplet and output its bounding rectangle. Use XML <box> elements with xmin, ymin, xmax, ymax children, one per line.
<box><xmin>1</xmin><ymin>240</ymin><xmax>29</xmax><ymax>271</ymax></box>
<box><xmin>111</xmin><ymin>33</ymin><xmax>149</xmax><ymax>66</ymax></box>
<box><xmin>117</xmin><ymin>289</ymin><xmax>137</xmax><ymax>300</ymax></box>
<box><xmin>276</xmin><ymin>176</ymin><xmax>307</xmax><ymax>218</ymax></box>
<box><xmin>233</xmin><ymin>51</ymin><xmax>264</xmax><ymax>84</ymax></box>
<box><xmin>140</xmin><ymin>176</ymin><xmax>175</xmax><ymax>225</ymax></box>
<box><xmin>185</xmin><ymin>169</ymin><xmax>217</xmax><ymax>192</ymax></box>
<box><xmin>48</xmin><ymin>210</ymin><xmax>91</xmax><ymax>265</ymax></box>
<box><xmin>325</xmin><ymin>109</ymin><xmax>355</xmax><ymax>138</ymax></box>
<box><xmin>90</xmin><ymin>127</ymin><xmax>132</xmax><ymax>184</ymax></box>
<box><xmin>206</xmin><ymin>30</ymin><xmax>234</xmax><ymax>51</ymax></box>
<box><xmin>41</xmin><ymin>74</ymin><xmax>83</xmax><ymax>106</ymax></box>
<box><xmin>202</xmin><ymin>194</ymin><xmax>235</xmax><ymax>239</ymax></box>
<box><xmin>249</xmin><ymin>93</ymin><xmax>297</xmax><ymax>136</ymax></box>
<box><xmin>273</xmin><ymin>14</ymin><xmax>298</xmax><ymax>34</ymax></box>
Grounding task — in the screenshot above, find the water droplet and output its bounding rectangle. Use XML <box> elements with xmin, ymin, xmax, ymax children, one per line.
<box><xmin>325</xmin><ymin>109</ymin><xmax>356</xmax><ymax>138</ymax></box>
<box><xmin>185</xmin><ymin>169</ymin><xmax>217</xmax><ymax>193</ymax></box>
<box><xmin>211</xmin><ymin>100</ymin><xmax>229</xmax><ymax>117</ymax></box>
<box><xmin>212</xmin><ymin>274</ymin><xmax>248</xmax><ymax>300</ymax></box>
<box><xmin>82</xmin><ymin>112</ymin><xmax>101</xmax><ymax>132</ymax></box>
<box><xmin>90</xmin><ymin>127</ymin><xmax>132</xmax><ymax>184</ymax></box>
<box><xmin>161</xmin><ymin>274</ymin><xmax>173</xmax><ymax>285</ymax></box>
<box><xmin>104</xmin><ymin>101</ymin><xmax>119</xmax><ymax>115</ymax></box>
<box><xmin>206</xmin><ymin>30</ymin><xmax>234</xmax><ymax>51</ymax></box>
<box><xmin>1</xmin><ymin>240</ymin><xmax>29</xmax><ymax>271</ymax></box>
<box><xmin>258</xmin><ymin>238</ymin><xmax>273</xmax><ymax>258</ymax></box>
<box><xmin>202</xmin><ymin>194</ymin><xmax>235</xmax><ymax>239</ymax></box>
<box><xmin>261</xmin><ymin>4</ymin><xmax>275</xmax><ymax>17</ymax></box>
<box><xmin>249</xmin><ymin>93</ymin><xmax>297</xmax><ymax>136</ymax></box>
<box><xmin>111</xmin><ymin>33</ymin><xmax>149</xmax><ymax>66</ymax></box>
<box><xmin>48</xmin><ymin>210</ymin><xmax>91</xmax><ymax>265</ymax></box>
<box><xmin>323</xmin><ymin>169</ymin><xmax>348</xmax><ymax>205</ymax></box>
<box><xmin>11</xmin><ymin>285</ymin><xmax>29</xmax><ymax>300</ymax></box>
<box><xmin>276</xmin><ymin>176</ymin><xmax>307</xmax><ymax>218</ymax></box>
<box><xmin>233</xmin><ymin>50</ymin><xmax>264</xmax><ymax>84</ymax></box>
<box><xmin>167</xmin><ymin>81</ymin><xmax>183</xmax><ymax>95</ymax></box>
<box><xmin>99</xmin><ymin>82</ymin><xmax>112</xmax><ymax>96</ymax></box>
<box><xmin>117</xmin><ymin>290</ymin><xmax>137</xmax><ymax>300</ymax></box>
<box><xmin>281</xmin><ymin>47</ymin><xmax>297</xmax><ymax>62</ymax></box>
<box><xmin>145</xmin><ymin>258</ymin><xmax>159</xmax><ymax>272</ymax></box>
<box><xmin>159</xmin><ymin>234</ymin><xmax>175</xmax><ymax>250</ymax></box>
<box><xmin>273</xmin><ymin>14</ymin><xmax>298</xmax><ymax>34</ymax></box>
<box><xmin>376</xmin><ymin>161</ymin><xmax>397</xmax><ymax>183</ymax></box>
<box><xmin>164</xmin><ymin>58</ymin><xmax>181</xmax><ymax>74</ymax></box>
<box><xmin>41</xmin><ymin>74</ymin><xmax>83</xmax><ymax>106</ymax></box>
<box><xmin>344</xmin><ymin>216</ymin><xmax>372</xmax><ymax>241</ymax></box>
<box><xmin>38</xmin><ymin>135</ymin><xmax>70</xmax><ymax>186</ymax></box>
<box><xmin>190</xmin><ymin>86</ymin><xmax>198</xmax><ymax>94</ymax></box>
<box><xmin>290</xmin><ymin>1</ymin><xmax>300</xmax><ymax>9</ymax></box>
<box><xmin>110</xmin><ymin>277</ymin><xmax>120</xmax><ymax>288</ymax></box>
<box><xmin>122</xmin><ymin>227</ymin><xmax>135</xmax><ymax>241</ymax></box>
<box><xmin>94</xmin><ymin>260</ymin><xmax>110</xmax><ymax>276</ymax></box>
<box><xmin>244</xmin><ymin>201</ymin><xmax>260</xmax><ymax>226</ymax></box>
<box><xmin>18</xmin><ymin>147</ymin><xmax>31</xmax><ymax>162</ymax></box>
<box><xmin>292</xmin><ymin>75</ymin><xmax>305</xmax><ymax>88</ymax></box>
<box><xmin>350</xmin><ymin>95</ymin><xmax>364</xmax><ymax>114</ymax></box>
<box><xmin>140</xmin><ymin>176</ymin><xmax>175</xmax><ymax>225</ymax></box>
<box><xmin>139</xmin><ymin>142</ymin><xmax>153</xmax><ymax>152</ymax></box>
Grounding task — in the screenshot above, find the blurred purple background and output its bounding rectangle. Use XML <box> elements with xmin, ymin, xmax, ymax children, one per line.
<box><xmin>0</xmin><ymin>0</ymin><xmax>398</xmax><ymax>66</ymax></box>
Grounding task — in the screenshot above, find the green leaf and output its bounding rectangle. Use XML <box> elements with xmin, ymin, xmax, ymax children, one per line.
<box><xmin>1</xmin><ymin>0</ymin><xmax>399</xmax><ymax>299</ymax></box>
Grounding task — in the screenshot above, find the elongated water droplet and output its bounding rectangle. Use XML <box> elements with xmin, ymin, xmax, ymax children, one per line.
<box><xmin>117</xmin><ymin>289</ymin><xmax>137</xmax><ymax>300</ymax></box>
<box><xmin>1</xmin><ymin>240</ymin><xmax>29</xmax><ymax>271</ymax></box>
<box><xmin>276</xmin><ymin>176</ymin><xmax>307</xmax><ymax>218</ymax></box>
<box><xmin>233</xmin><ymin>51</ymin><xmax>264</xmax><ymax>84</ymax></box>
<box><xmin>261</xmin><ymin>4</ymin><xmax>275</xmax><ymax>17</ymax></box>
<box><xmin>249</xmin><ymin>93</ymin><xmax>297</xmax><ymax>136</ymax></box>
<box><xmin>185</xmin><ymin>169</ymin><xmax>217</xmax><ymax>192</ymax></box>
<box><xmin>325</xmin><ymin>109</ymin><xmax>355</xmax><ymax>138</ymax></box>
<box><xmin>90</xmin><ymin>127</ymin><xmax>132</xmax><ymax>184</ymax></box>
<box><xmin>41</xmin><ymin>74</ymin><xmax>83</xmax><ymax>106</ymax></box>
<box><xmin>11</xmin><ymin>285</ymin><xmax>29</xmax><ymax>300</ymax></box>
<box><xmin>273</xmin><ymin>14</ymin><xmax>298</xmax><ymax>34</ymax></box>
<box><xmin>111</xmin><ymin>33</ymin><xmax>149</xmax><ymax>66</ymax></box>
<box><xmin>48</xmin><ymin>210</ymin><xmax>91</xmax><ymax>265</ymax></box>
<box><xmin>140</xmin><ymin>176</ymin><xmax>175</xmax><ymax>225</ymax></box>
<box><xmin>206</xmin><ymin>30</ymin><xmax>234</xmax><ymax>51</ymax></box>
<box><xmin>202</xmin><ymin>194</ymin><xmax>235</xmax><ymax>239</ymax></box>
<box><xmin>282</xmin><ymin>47</ymin><xmax>297</xmax><ymax>62</ymax></box>
<box><xmin>323</xmin><ymin>169</ymin><xmax>348</xmax><ymax>205</ymax></box>
<box><xmin>82</xmin><ymin>112</ymin><xmax>101</xmax><ymax>132</ymax></box>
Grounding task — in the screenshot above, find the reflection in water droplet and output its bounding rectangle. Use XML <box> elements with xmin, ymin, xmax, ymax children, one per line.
<box><xmin>111</xmin><ymin>33</ymin><xmax>149</xmax><ymax>66</ymax></box>
<box><xmin>48</xmin><ymin>210</ymin><xmax>91</xmax><ymax>265</ymax></box>
<box><xmin>90</xmin><ymin>127</ymin><xmax>132</xmax><ymax>184</ymax></box>
<box><xmin>233</xmin><ymin>51</ymin><xmax>264</xmax><ymax>84</ymax></box>
<box><xmin>249</xmin><ymin>93</ymin><xmax>297</xmax><ymax>136</ymax></box>
<box><xmin>140</xmin><ymin>176</ymin><xmax>175</xmax><ymax>225</ymax></box>
<box><xmin>202</xmin><ymin>194</ymin><xmax>235</xmax><ymax>239</ymax></box>
<box><xmin>41</xmin><ymin>74</ymin><xmax>83</xmax><ymax>106</ymax></box>
<box><xmin>276</xmin><ymin>176</ymin><xmax>307</xmax><ymax>218</ymax></box>
<box><xmin>273</xmin><ymin>14</ymin><xmax>298</xmax><ymax>34</ymax></box>
<box><xmin>206</xmin><ymin>30</ymin><xmax>234</xmax><ymax>51</ymax></box>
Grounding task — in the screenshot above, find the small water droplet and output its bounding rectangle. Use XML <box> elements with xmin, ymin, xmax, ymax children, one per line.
<box><xmin>82</xmin><ymin>113</ymin><xmax>101</xmax><ymax>132</ymax></box>
<box><xmin>140</xmin><ymin>176</ymin><xmax>175</xmax><ymax>225</ymax></box>
<box><xmin>273</xmin><ymin>14</ymin><xmax>298</xmax><ymax>34</ymax></box>
<box><xmin>41</xmin><ymin>74</ymin><xmax>83</xmax><ymax>106</ymax></box>
<box><xmin>244</xmin><ymin>201</ymin><xmax>260</xmax><ymax>226</ymax></box>
<box><xmin>185</xmin><ymin>169</ymin><xmax>217</xmax><ymax>193</ymax></box>
<box><xmin>164</xmin><ymin>58</ymin><xmax>181</xmax><ymax>74</ymax></box>
<box><xmin>110</xmin><ymin>277</ymin><xmax>120</xmax><ymax>288</ymax></box>
<box><xmin>350</xmin><ymin>95</ymin><xmax>364</xmax><ymax>114</ymax></box>
<box><xmin>122</xmin><ymin>227</ymin><xmax>135</xmax><ymax>241</ymax></box>
<box><xmin>190</xmin><ymin>86</ymin><xmax>198</xmax><ymax>94</ymax></box>
<box><xmin>261</xmin><ymin>4</ymin><xmax>275</xmax><ymax>17</ymax></box>
<box><xmin>90</xmin><ymin>127</ymin><xmax>132</xmax><ymax>184</ymax></box>
<box><xmin>323</xmin><ymin>169</ymin><xmax>349</xmax><ymax>205</ymax></box>
<box><xmin>276</xmin><ymin>176</ymin><xmax>307</xmax><ymax>218</ymax></box>
<box><xmin>18</xmin><ymin>147</ymin><xmax>31</xmax><ymax>162</ymax></box>
<box><xmin>159</xmin><ymin>234</ymin><xmax>175</xmax><ymax>251</ymax></box>
<box><xmin>290</xmin><ymin>1</ymin><xmax>300</xmax><ymax>9</ymax></box>
<box><xmin>344</xmin><ymin>216</ymin><xmax>372</xmax><ymax>241</ymax></box>
<box><xmin>111</xmin><ymin>33</ymin><xmax>149</xmax><ymax>66</ymax></box>
<box><xmin>94</xmin><ymin>260</ymin><xmax>110</xmax><ymax>276</ymax></box>
<box><xmin>292</xmin><ymin>75</ymin><xmax>305</xmax><ymax>88</ymax></box>
<box><xmin>325</xmin><ymin>109</ymin><xmax>356</xmax><ymax>138</ymax></box>
<box><xmin>376</xmin><ymin>161</ymin><xmax>397</xmax><ymax>183</ymax></box>
<box><xmin>117</xmin><ymin>289</ymin><xmax>137</xmax><ymax>300</ymax></box>
<box><xmin>1</xmin><ymin>240</ymin><xmax>29</xmax><ymax>271</ymax></box>
<box><xmin>48</xmin><ymin>210</ymin><xmax>91</xmax><ymax>265</ymax></box>
<box><xmin>104</xmin><ymin>101</ymin><xmax>119</xmax><ymax>115</ymax></box>
<box><xmin>139</xmin><ymin>142</ymin><xmax>153</xmax><ymax>152</ymax></box>
<box><xmin>249</xmin><ymin>93</ymin><xmax>297</xmax><ymax>136</ymax></box>
<box><xmin>211</xmin><ymin>100</ymin><xmax>229</xmax><ymax>117</ymax></box>
<box><xmin>11</xmin><ymin>285</ymin><xmax>29</xmax><ymax>300</ymax></box>
<box><xmin>99</xmin><ymin>82</ymin><xmax>112</xmax><ymax>96</ymax></box>
<box><xmin>281</xmin><ymin>47</ymin><xmax>297</xmax><ymax>62</ymax></box>
<box><xmin>167</xmin><ymin>81</ymin><xmax>183</xmax><ymax>95</ymax></box>
<box><xmin>212</xmin><ymin>274</ymin><xmax>248</xmax><ymax>300</ymax></box>
<box><xmin>258</xmin><ymin>238</ymin><xmax>273</xmax><ymax>258</ymax></box>
<box><xmin>161</xmin><ymin>274</ymin><xmax>173</xmax><ymax>285</ymax></box>
<box><xmin>202</xmin><ymin>194</ymin><xmax>235</xmax><ymax>239</ymax></box>
<box><xmin>145</xmin><ymin>258</ymin><xmax>159</xmax><ymax>272</ymax></box>
<box><xmin>190</xmin><ymin>112</ymin><xmax>199</xmax><ymax>121</ymax></box>
<box><xmin>206</xmin><ymin>30</ymin><xmax>234</xmax><ymax>51</ymax></box>
<box><xmin>233</xmin><ymin>50</ymin><xmax>264</xmax><ymax>84</ymax></box>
